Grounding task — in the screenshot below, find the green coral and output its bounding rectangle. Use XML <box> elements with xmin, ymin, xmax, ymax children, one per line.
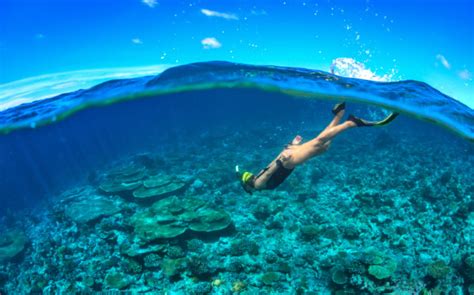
<box><xmin>166</xmin><ymin>245</ymin><xmax>185</xmax><ymax>258</ymax></box>
<box><xmin>345</xmin><ymin>259</ymin><xmax>366</xmax><ymax>275</ymax></box>
<box><xmin>188</xmin><ymin>208</ymin><xmax>232</xmax><ymax>232</ymax></box>
<box><xmin>125</xmin><ymin>258</ymin><xmax>142</xmax><ymax>274</ymax></box>
<box><xmin>99</xmin><ymin>164</ymin><xmax>146</xmax><ymax>194</ymax></box>
<box><xmin>335</xmin><ymin>290</ymin><xmax>358</xmax><ymax>295</ymax></box>
<box><xmin>300</xmin><ymin>225</ymin><xmax>321</xmax><ymax>241</ymax></box>
<box><xmin>130</xmin><ymin>208</ymin><xmax>187</xmax><ymax>240</ymax></box>
<box><xmin>0</xmin><ymin>230</ymin><xmax>27</xmax><ymax>263</ymax></box>
<box><xmin>261</xmin><ymin>272</ymin><xmax>280</xmax><ymax>285</ymax></box>
<box><xmin>99</xmin><ymin>179</ymin><xmax>142</xmax><ymax>194</ymax></box>
<box><xmin>106</xmin><ymin>164</ymin><xmax>146</xmax><ymax>181</ymax></box>
<box><xmin>161</xmin><ymin>258</ymin><xmax>186</xmax><ymax>277</ymax></box>
<box><xmin>276</xmin><ymin>261</ymin><xmax>291</xmax><ymax>274</ymax></box>
<box><xmin>144</xmin><ymin>272</ymin><xmax>162</xmax><ymax>288</ymax></box>
<box><xmin>362</xmin><ymin>248</ymin><xmax>385</xmax><ymax>265</ymax></box>
<box><xmin>65</xmin><ymin>196</ymin><xmax>122</xmax><ymax>223</ymax></box>
<box><xmin>104</xmin><ymin>272</ymin><xmax>131</xmax><ymax>290</ymax></box>
<box><xmin>368</xmin><ymin>265</ymin><xmax>392</xmax><ymax>280</ymax></box>
<box><xmin>120</xmin><ymin>242</ymin><xmax>165</xmax><ymax>257</ymax></box>
<box><xmin>321</xmin><ymin>224</ymin><xmax>339</xmax><ymax>240</ymax></box>
<box><xmin>133</xmin><ymin>180</ymin><xmax>186</xmax><ymax>201</ymax></box>
<box><xmin>84</xmin><ymin>276</ymin><xmax>95</xmax><ymax>288</ymax></box>
<box><xmin>466</xmin><ymin>255</ymin><xmax>474</xmax><ymax>269</ymax></box>
<box><xmin>56</xmin><ymin>245</ymin><xmax>73</xmax><ymax>261</ymax></box>
<box><xmin>465</xmin><ymin>255</ymin><xmax>474</xmax><ymax>282</ymax></box>
<box><xmin>144</xmin><ymin>253</ymin><xmax>161</xmax><ymax>268</ymax></box>
<box><xmin>427</xmin><ymin>260</ymin><xmax>451</xmax><ymax>279</ymax></box>
<box><xmin>331</xmin><ymin>266</ymin><xmax>348</xmax><ymax>285</ymax></box>
<box><xmin>31</xmin><ymin>275</ymin><xmax>48</xmax><ymax>291</ymax></box>
<box><xmin>361</xmin><ymin>248</ymin><xmax>397</xmax><ymax>280</ymax></box>
<box><xmin>143</xmin><ymin>175</ymin><xmax>174</xmax><ymax>188</ymax></box>
<box><xmin>130</xmin><ymin>196</ymin><xmax>232</xmax><ymax>242</ymax></box>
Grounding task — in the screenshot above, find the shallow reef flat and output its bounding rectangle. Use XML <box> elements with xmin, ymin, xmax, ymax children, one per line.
<box><xmin>0</xmin><ymin>122</ymin><xmax>473</xmax><ymax>294</ymax></box>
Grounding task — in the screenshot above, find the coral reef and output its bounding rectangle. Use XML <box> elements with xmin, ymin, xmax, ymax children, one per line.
<box><xmin>65</xmin><ymin>195</ymin><xmax>122</xmax><ymax>223</ymax></box>
<box><xmin>427</xmin><ymin>260</ymin><xmax>451</xmax><ymax>280</ymax></box>
<box><xmin>0</xmin><ymin>123</ymin><xmax>472</xmax><ymax>294</ymax></box>
<box><xmin>130</xmin><ymin>196</ymin><xmax>232</xmax><ymax>241</ymax></box>
<box><xmin>133</xmin><ymin>176</ymin><xmax>186</xmax><ymax>202</ymax></box>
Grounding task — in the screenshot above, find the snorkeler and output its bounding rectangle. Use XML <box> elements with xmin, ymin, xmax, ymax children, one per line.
<box><xmin>236</xmin><ymin>103</ymin><xmax>398</xmax><ymax>194</ymax></box>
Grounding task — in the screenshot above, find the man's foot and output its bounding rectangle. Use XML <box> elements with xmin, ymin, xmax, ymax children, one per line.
<box><xmin>332</xmin><ymin>102</ymin><xmax>346</xmax><ymax>115</ymax></box>
<box><xmin>291</xmin><ymin>135</ymin><xmax>302</xmax><ymax>145</ymax></box>
<box><xmin>348</xmin><ymin>113</ymin><xmax>400</xmax><ymax>127</ymax></box>
<box><xmin>348</xmin><ymin>114</ymin><xmax>374</xmax><ymax>127</ymax></box>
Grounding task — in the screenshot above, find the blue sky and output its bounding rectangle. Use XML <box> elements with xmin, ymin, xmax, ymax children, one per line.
<box><xmin>0</xmin><ymin>0</ymin><xmax>473</xmax><ymax>107</ymax></box>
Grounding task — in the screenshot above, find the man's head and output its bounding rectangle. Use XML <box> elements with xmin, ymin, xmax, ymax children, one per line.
<box><xmin>236</xmin><ymin>165</ymin><xmax>256</xmax><ymax>194</ymax></box>
<box><xmin>241</xmin><ymin>171</ymin><xmax>256</xmax><ymax>193</ymax></box>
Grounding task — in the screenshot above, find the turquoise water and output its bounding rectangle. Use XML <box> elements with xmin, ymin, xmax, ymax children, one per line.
<box><xmin>0</xmin><ymin>62</ymin><xmax>473</xmax><ymax>294</ymax></box>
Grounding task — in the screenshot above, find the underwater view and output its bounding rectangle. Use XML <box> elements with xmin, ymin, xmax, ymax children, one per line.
<box><xmin>0</xmin><ymin>0</ymin><xmax>473</xmax><ymax>294</ymax></box>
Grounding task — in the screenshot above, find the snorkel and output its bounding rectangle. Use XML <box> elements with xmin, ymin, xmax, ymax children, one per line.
<box><xmin>235</xmin><ymin>165</ymin><xmax>255</xmax><ymax>194</ymax></box>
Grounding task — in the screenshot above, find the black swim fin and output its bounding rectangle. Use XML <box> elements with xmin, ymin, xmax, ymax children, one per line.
<box><xmin>332</xmin><ymin>102</ymin><xmax>346</xmax><ymax>115</ymax></box>
<box><xmin>348</xmin><ymin>112</ymin><xmax>399</xmax><ymax>127</ymax></box>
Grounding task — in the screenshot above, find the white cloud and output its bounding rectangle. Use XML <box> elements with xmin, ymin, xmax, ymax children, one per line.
<box><xmin>142</xmin><ymin>0</ymin><xmax>157</xmax><ymax>8</ymax></box>
<box><xmin>35</xmin><ymin>33</ymin><xmax>45</xmax><ymax>39</ymax></box>
<box><xmin>458</xmin><ymin>69</ymin><xmax>472</xmax><ymax>80</ymax></box>
<box><xmin>436</xmin><ymin>54</ymin><xmax>451</xmax><ymax>69</ymax></box>
<box><xmin>201</xmin><ymin>37</ymin><xmax>222</xmax><ymax>49</ymax></box>
<box><xmin>132</xmin><ymin>38</ymin><xmax>143</xmax><ymax>44</ymax></box>
<box><xmin>200</xmin><ymin>9</ymin><xmax>238</xmax><ymax>20</ymax></box>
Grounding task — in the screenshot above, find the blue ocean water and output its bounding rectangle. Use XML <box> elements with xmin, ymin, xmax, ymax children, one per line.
<box><xmin>1</xmin><ymin>62</ymin><xmax>473</xmax><ymax>139</ymax></box>
<box><xmin>0</xmin><ymin>62</ymin><xmax>473</xmax><ymax>293</ymax></box>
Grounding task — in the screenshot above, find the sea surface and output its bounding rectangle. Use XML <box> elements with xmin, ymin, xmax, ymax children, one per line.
<box><xmin>0</xmin><ymin>62</ymin><xmax>473</xmax><ymax>294</ymax></box>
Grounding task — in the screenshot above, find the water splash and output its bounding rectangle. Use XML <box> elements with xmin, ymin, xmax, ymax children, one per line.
<box><xmin>330</xmin><ymin>57</ymin><xmax>396</xmax><ymax>82</ymax></box>
<box><xmin>330</xmin><ymin>58</ymin><xmax>397</xmax><ymax>119</ymax></box>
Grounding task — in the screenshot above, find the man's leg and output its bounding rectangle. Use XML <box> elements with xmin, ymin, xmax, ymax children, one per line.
<box><xmin>309</xmin><ymin>102</ymin><xmax>345</xmax><ymax>152</ymax></box>
<box><xmin>314</xmin><ymin>121</ymin><xmax>356</xmax><ymax>144</ymax></box>
<box><xmin>320</xmin><ymin>105</ymin><xmax>345</xmax><ymax>142</ymax></box>
<box><xmin>324</xmin><ymin>111</ymin><xmax>344</xmax><ymax>132</ymax></box>
<box><xmin>321</xmin><ymin>102</ymin><xmax>345</xmax><ymax>130</ymax></box>
<box><xmin>287</xmin><ymin>120</ymin><xmax>356</xmax><ymax>166</ymax></box>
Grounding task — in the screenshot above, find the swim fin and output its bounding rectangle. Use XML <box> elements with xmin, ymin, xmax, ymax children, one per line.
<box><xmin>332</xmin><ymin>102</ymin><xmax>346</xmax><ymax>115</ymax></box>
<box><xmin>348</xmin><ymin>112</ymin><xmax>399</xmax><ymax>127</ymax></box>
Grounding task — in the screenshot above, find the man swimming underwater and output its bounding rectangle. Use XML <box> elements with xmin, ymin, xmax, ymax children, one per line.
<box><xmin>236</xmin><ymin>103</ymin><xmax>398</xmax><ymax>194</ymax></box>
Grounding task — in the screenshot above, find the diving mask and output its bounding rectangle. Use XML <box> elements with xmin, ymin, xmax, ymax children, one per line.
<box><xmin>235</xmin><ymin>165</ymin><xmax>256</xmax><ymax>194</ymax></box>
